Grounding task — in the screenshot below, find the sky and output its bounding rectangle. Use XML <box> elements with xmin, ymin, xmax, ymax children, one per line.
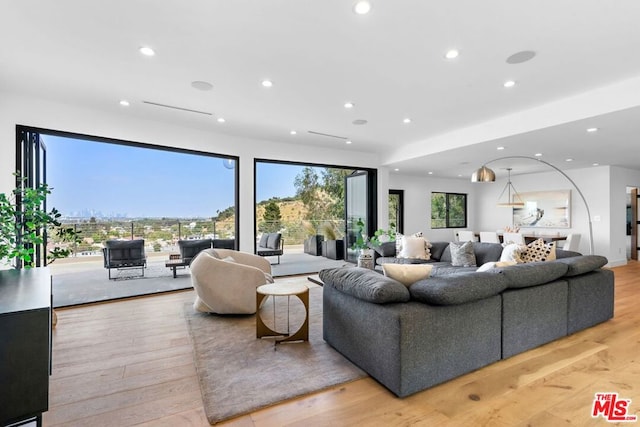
<box><xmin>43</xmin><ymin>135</ymin><xmax>317</xmax><ymax>218</ymax></box>
<box><xmin>44</xmin><ymin>135</ymin><xmax>237</xmax><ymax>218</ymax></box>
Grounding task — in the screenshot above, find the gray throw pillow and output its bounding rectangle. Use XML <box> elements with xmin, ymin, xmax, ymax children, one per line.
<box><xmin>449</xmin><ymin>241</ymin><xmax>477</xmax><ymax>267</ymax></box>
<box><xmin>258</xmin><ymin>234</ymin><xmax>269</xmax><ymax>248</ymax></box>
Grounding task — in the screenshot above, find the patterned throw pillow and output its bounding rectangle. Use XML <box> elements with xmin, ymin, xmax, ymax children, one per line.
<box><xmin>520</xmin><ymin>238</ymin><xmax>557</xmax><ymax>263</ymax></box>
<box><xmin>449</xmin><ymin>241</ymin><xmax>477</xmax><ymax>267</ymax></box>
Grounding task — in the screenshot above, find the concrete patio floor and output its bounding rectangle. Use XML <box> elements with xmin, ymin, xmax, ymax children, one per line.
<box><xmin>50</xmin><ymin>246</ymin><xmax>349</xmax><ymax>307</ymax></box>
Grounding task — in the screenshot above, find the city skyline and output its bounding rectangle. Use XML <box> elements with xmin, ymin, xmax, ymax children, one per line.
<box><xmin>43</xmin><ymin>135</ymin><xmax>314</xmax><ymax>219</ymax></box>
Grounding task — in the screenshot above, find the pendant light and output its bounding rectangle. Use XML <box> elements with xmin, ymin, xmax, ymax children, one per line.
<box><xmin>496</xmin><ymin>168</ymin><xmax>525</xmax><ymax>207</ymax></box>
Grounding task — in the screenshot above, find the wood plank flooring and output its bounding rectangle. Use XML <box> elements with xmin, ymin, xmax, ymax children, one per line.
<box><xmin>44</xmin><ymin>262</ymin><xmax>640</xmax><ymax>426</ymax></box>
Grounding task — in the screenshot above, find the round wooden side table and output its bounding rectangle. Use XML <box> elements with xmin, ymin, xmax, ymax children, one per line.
<box><xmin>256</xmin><ymin>283</ymin><xmax>309</xmax><ymax>344</ymax></box>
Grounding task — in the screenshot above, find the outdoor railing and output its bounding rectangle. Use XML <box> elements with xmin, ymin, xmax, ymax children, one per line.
<box><xmin>47</xmin><ymin>218</ymin><xmax>346</xmax><ymax>256</ymax></box>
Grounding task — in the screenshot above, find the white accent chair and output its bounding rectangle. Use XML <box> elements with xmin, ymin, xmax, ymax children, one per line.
<box><xmin>190</xmin><ymin>248</ymin><xmax>273</xmax><ymax>314</ymax></box>
<box><xmin>503</xmin><ymin>232</ymin><xmax>525</xmax><ymax>245</ymax></box>
<box><xmin>479</xmin><ymin>231</ymin><xmax>500</xmax><ymax>243</ymax></box>
<box><xmin>561</xmin><ymin>233</ymin><xmax>581</xmax><ymax>252</ymax></box>
<box><xmin>457</xmin><ymin>230</ymin><xmax>476</xmax><ymax>242</ymax></box>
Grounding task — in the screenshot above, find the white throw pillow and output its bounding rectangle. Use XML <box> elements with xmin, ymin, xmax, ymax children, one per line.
<box><xmin>397</xmin><ymin>236</ymin><xmax>429</xmax><ymax>259</ymax></box>
<box><xmin>382</xmin><ymin>264</ymin><xmax>433</xmax><ymax>287</ymax></box>
<box><xmin>500</xmin><ymin>243</ymin><xmax>526</xmax><ymax>263</ymax></box>
<box><xmin>476</xmin><ymin>260</ymin><xmax>517</xmax><ymax>272</ymax></box>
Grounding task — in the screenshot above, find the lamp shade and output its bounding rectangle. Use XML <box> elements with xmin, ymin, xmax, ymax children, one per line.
<box><xmin>471</xmin><ymin>166</ymin><xmax>496</xmax><ymax>182</ymax></box>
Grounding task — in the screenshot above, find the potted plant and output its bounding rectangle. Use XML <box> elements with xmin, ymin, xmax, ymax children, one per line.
<box><xmin>351</xmin><ymin>218</ymin><xmax>373</xmax><ymax>268</ymax></box>
<box><xmin>302</xmin><ymin>220</ymin><xmax>323</xmax><ymax>256</ymax></box>
<box><xmin>322</xmin><ymin>222</ymin><xmax>344</xmax><ymax>260</ymax></box>
<box><xmin>0</xmin><ymin>174</ymin><xmax>81</xmax><ymax>268</ymax></box>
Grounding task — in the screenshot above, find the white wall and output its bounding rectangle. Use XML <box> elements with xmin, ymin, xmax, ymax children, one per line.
<box><xmin>0</xmin><ymin>92</ymin><xmax>386</xmax><ymax>252</ymax></box>
<box><xmin>475</xmin><ymin>166</ymin><xmax>612</xmax><ymax>261</ymax></box>
<box><xmin>389</xmin><ymin>173</ymin><xmax>477</xmax><ymax>241</ymax></box>
<box><xmin>392</xmin><ymin>165</ymin><xmax>627</xmax><ymax>266</ymax></box>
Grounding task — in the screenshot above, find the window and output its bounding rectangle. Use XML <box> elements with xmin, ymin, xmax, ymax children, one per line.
<box><xmin>431</xmin><ymin>192</ymin><xmax>467</xmax><ymax>229</ymax></box>
<box><xmin>389</xmin><ymin>190</ymin><xmax>403</xmax><ymax>234</ymax></box>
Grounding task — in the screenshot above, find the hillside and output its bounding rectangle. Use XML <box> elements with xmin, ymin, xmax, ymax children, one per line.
<box><xmin>256</xmin><ymin>199</ymin><xmax>307</xmax><ymax>222</ymax></box>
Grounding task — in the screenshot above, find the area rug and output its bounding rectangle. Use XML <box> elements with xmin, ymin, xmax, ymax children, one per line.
<box><xmin>184</xmin><ymin>282</ymin><xmax>367</xmax><ymax>425</ymax></box>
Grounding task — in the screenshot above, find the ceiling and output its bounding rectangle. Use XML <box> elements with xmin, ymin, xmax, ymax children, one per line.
<box><xmin>2</xmin><ymin>0</ymin><xmax>640</xmax><ymax>180</ymax></box>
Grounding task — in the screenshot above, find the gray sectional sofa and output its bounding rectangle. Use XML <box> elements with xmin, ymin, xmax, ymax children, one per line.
<box><xmin>319</xmin><ymin>241</ymin><xmax>614</xmax><ymax>397</ymax></box>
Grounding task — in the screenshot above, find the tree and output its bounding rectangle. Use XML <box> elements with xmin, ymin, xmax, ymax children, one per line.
<box><xmin>260</xmin><ymin>201</ymin><xmax>282</xmax><ymax>233</ymax></box>
<box><xmin>321</xmin><ymin>168</ymin><xmax>351</xmax><ymax>218</ymax></box>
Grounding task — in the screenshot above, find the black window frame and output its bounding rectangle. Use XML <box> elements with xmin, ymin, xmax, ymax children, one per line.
<box><xmin>430</xmin><ymin>192</ymin><xmax>467</xmax><ymax>229</ymax></box>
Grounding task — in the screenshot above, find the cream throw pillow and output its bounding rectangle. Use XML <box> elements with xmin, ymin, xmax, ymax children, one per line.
<box><xmin>383</xmin><ymin>264</ymin><xmax>433</xmax><ymax>287</ymax></box>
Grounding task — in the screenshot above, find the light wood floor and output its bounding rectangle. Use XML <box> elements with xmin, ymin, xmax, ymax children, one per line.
<box><xmin>44</xmin><ymin>262</ymin><xmax>640</xmax><ymax>426</ymax></box>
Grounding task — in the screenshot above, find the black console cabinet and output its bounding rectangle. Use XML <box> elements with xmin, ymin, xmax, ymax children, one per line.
<box><xmin>0</xmin><ymin>268</ymin><xmax>51</xmax><ymax>427</ymax></box>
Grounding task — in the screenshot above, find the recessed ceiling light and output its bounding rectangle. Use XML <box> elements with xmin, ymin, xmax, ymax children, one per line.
<box><xmin>497</xmin><ymin>146</ymin><xmax>505</xmax><ymax>150</ymax></box>
<box><xmin>119</xmin><ymin>100</ymin><xmax>130</xmax><ymax>107</ymax></box>
<box><xmin>394</xmin><ymin>168</ymin><xmax>400</xmax><ymax>172</ymax></box>
<box><xmin>261</xmin><ymin>79</ymin><xmax>273</xmax><ymax>88</ymax></box>
<box><xmin>565</xmin><ymin>158</ymin><xmax>574</xmax><ymax>162</ymax></box>
<box><xmin>217</xmin><ymin>117</ymin><xmax>225</xmax><ymax>123</ymax></box>
<box><xmin>428</xmin><ymin>171</ymin><xmax>433</xmax><ymax>175</ymax></box>
<box><xmin>353</xmin><ymin>1</ymin><xmax>371</xmax><ymax>15</ymax></box>
<box><xmin>534</xmin><ymin>153</ymin><xmax>543</xmax><ymax>157</ymax></box>
<box><xmin>345</xmin><ymin>140</ymin><xmax>353</xmax><ymax>144</ymax></box>
<box><xmin>344</xmin><ymin>102</ymin><xmax>355</xmax><ymax>109</ymax></box>
<box><xmin>139</xmin><ymin>46</ymin><xmax>155</xmax><ymax>56</ymax></box>
<box><xmin>445</xmin><ymin>49</ymin><xmax>459</xmax><ymax>60</ymax></box>
<box><xmin>586</xmin><ymin>127</ymin><xmax>599</xmax><ymax>133</ymax></box>
<box><xmin>503</xmin><ymin>80</ymin><xmax>516</xmax><ymax>88</ymax></box>
<box><xmin>592</xmin><ymin>162</ymin><xmax>600</xmax><ymax>166</ymax></box>
<box><xmin>403</xmin><ymin>118</ymin><xmax>412</xmax><ymax>124</ymax></box>
<box><xmin>191</xmin><ymin>81</ymin><xmax>213</xmax><ymax>91</ymax></box>
<box><xmin>506</xmin><ymin>50</ymin><xmax>536</xmax><ymax>64</ymax></box>
<box><xmin>290</xmin><ymin>130</ymin><xmax>297</xmax><ymax>135</ymax></box>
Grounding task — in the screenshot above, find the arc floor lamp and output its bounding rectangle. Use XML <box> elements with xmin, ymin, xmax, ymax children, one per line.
<box><xmin>471</xmin><ymin>155</ymin><xmax>594</xmax><ymax>255</ymax></box>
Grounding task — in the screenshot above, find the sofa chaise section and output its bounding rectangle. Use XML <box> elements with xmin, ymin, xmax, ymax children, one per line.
<box><xmin>321</xmin><ymin>267</ymin><xmax>505</xmax><ymax>397</ymax></box>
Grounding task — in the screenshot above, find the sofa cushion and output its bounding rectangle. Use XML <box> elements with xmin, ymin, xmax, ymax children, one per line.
<box><xmin>495</xmin><ymin>261</ymin><xmax>569</xmax><ymax>288</ymax></box>
<box><xmin>382</xmin><ymin>264</ymin><xmax>433</xmax><ymax>287</ymax></box>
<box><xmin>472</xmin><ymin>242</ymin><xmax>505</xmax><ymax>265</ymax></box>
<box><xmin>266</xmin><ymin>233</ymin><xmax>281</xmax><ymax>249</ymax></box>
<box><xmin>429</xmin><ymin>241</ymin><xmax>450</xmax><ymax>261</ymax></box>
<box><xmin>554</xmin><ymin>255</ymin><xmax>608</xmax><ymax>276</ymax></box>
<box><xmin>258</xmin><ymin>234</ymin><xmax>269</xmax><ymax>248</ymax></box>
<box><xmin>376</xmin><ymin>256</ymin><xmax>432</xmax><ymax>266</ymax></box>
<box><xmin>319</xmin><ymin>267</ymin><xmax>410</xmax><ymax>304</ymax></box>
<box><xmin>556</xmin><ymin>249</ymin><xmax>583</xmax><ymax>258</ymax></box>
<box><xmin>520</xmin><ymin>239</ymin><xmax>557</xmax><ymax>263</ymax></box>
<box><xmin>372</xmin><ymin>241</ymin><xmax>396</xmax><ymax>257</ymax></box>
<box><xmin>409</xmin><ymin>272</ymin><xmax>509</xmax><ymax>305</ymax></box>
<box><xmin>448</xmin><ymin>241</ymin><xmax>476</xmax><ymax>267</ymax></box>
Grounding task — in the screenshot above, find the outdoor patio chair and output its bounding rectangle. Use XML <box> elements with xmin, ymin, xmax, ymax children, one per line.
<box><xmin>256</xmin><ymin>233</ymin><xmax>284</xmax><ymax>264</ymax></box>
<box><xmin>102</xmin><ymin>239</ymin><xmax>147</xmax><ymax>280</ymax></box>
<box><xmin>178</xmin><ymin>239</ymin><xmax>213</xmax><ymax>264</ymax></box>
